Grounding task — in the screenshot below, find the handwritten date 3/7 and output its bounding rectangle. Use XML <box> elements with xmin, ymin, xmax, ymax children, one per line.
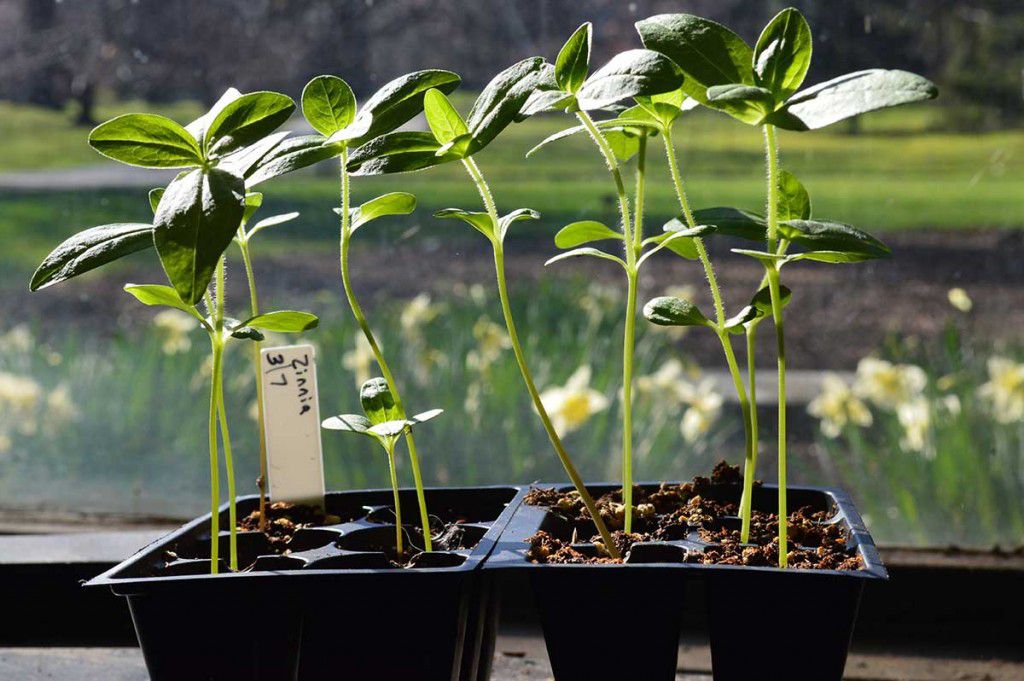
<box><xmin>265</xmin><ymin>352</ymin><xmax>313</xmax><ymax>415</ymax></box>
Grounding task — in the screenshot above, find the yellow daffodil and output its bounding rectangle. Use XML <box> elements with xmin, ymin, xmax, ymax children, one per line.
<box><xmin>400</xmin><ymin>293</ymin><xmax>445</xmax><ymax>343</ymax></box>
<box><xmin>466</xmin><ymin>316</ymin><xmax>510</xmax><ymax>373</ymax></box>
<box><xmin>978</xmin><ymin>357</ymin><xmax>1024</xmax><ymax>424</ymax></box>
<box><xmin>897</xmin><ymin>398</ymin><xmax>931</xmax><ymax>455</ymax></box>
<box><xmin>678</xmin><ymin>380</ymin><xmax>723</xmax><ymax>443</ymax></box>
<box><xmin>342</xmin><ymin>332</ymin><xmax>377</xmax><ymax>387</ymax></box>
<box><xmin>539</xmin><ymin>365</ymin><xmax>610</xmax><ymax>437</ymax></box>
<box><xmin>152</xmin><ymin>309</ymin><xmax>195</xmax><ymax>355</ymax></box>
<box><xmin>0</xmin><ymin>372</ymin><xmax>42</xmax><ymax>410</ymax></box>
<box><xmin>853</xmin><ymin>358</ymin><xmax>927</xmax><ymax>410</ymax></box>
<box><xmin>0</xmin><ymin>324</ymin><xmax>33</xmax><ymax>354</ymax></box>
<box><xmin>808</xmin><ymin>374</ymin><xmax>873</xmax><ymax>438</ymax></box>
<box><xmin>947</xmin><ymin>287</ymin><xmax>972</xmax><ymax>313</ymax></box>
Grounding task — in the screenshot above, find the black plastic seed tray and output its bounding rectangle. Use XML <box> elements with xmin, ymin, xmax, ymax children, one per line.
<box><xmin>484</xmin><ymin>481</ymin><xmax>887</xmax><ymax>681</ymax></box>
<box><xmin>88</xmin><ymin>485</ymin><xmax>526</xmax><ymax>681</ymax></box>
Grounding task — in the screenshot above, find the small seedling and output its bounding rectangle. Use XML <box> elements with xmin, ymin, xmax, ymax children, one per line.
<box><xmin>347</xmin><ymin>59</ymin><xmax>623</xmax><ymax>558</ymax></box>
<box><xmin>638</xmin><ymin>7</ymin><xmax>936</xmax><ymax>566</ymax></box>
<box><xmin>298</xmin><ymin>69</ymin><xmax>460</xmax><ymax>551</ymax></box>
<box><xmin>323</xmin><ymin>378</ymin><xmax>442</xmax><ymax>557</ymax></box>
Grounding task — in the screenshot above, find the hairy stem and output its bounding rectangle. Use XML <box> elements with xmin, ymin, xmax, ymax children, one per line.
<box><xmin>462</xmin><ymin>156</ymin><xmax>620</xmax><ymax>558</ymax></box>
<box><xmin>214</xmin><ymin>257</ymin><xmax>237</xmax><ymax>570</ymax></box>
<box><xmin>739</xmin><ymin>324</ymin><xmax>760</xmax><ymax>541</ymax></box>
<box><xmin>207</xmin><ymin>337</ymin><xmax>221</xmax><ymax>575</ymax></box>
<box><xmin>338</xmin><ymin>152</ymin><xmax>432</xmax><ymax>551</ymax></box>
<box><xmin>717</xmin><ymin>330</ymin><xmax>755</xmax><ymax>537</ymax></box>
<box><xmin>763</xmin><ymin>124</ymin><xmax>788</xmax><ymax>568</ymax></box>
<box><xmin>238</xmin><ymin>240</ymin><xmax>268</xmax><ymax>532</ymax></box>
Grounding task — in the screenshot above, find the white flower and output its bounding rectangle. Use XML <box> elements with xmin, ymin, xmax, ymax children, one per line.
<box><xmin>466</xmin><ymin>316</ymin><xmax>510</xmax><ymax>373</ymax></box>
<box><xmin>152</xmin><ymin>309</ymin><xmax>195</xmax><ymax>354</ymax></box>
<box><xmin>539</xmin><ymin>365</ymin><xmax>610</xmax><ymax>437</ymax></box>
<box><xmin>939</xmin><ymin>393</ymin><xmax>961</xmax><ymax>416</ymax></box>
<box><xmin>637</xmin><ymin>359</ymin><xmax>685</xmax><ymax>396</ymax></box>
<box><xmin>854</xmin><ymin>358</ymin><xmax>927</xmax><ymax>410</ymax></box>
<box><xmin>679</xmin><ymin>381</ymin><xmax>723</xmax><ymax>443</ymax></box>
<box><xmin>808</xmin><ymin>374</ymin><xmax>873</xmax><ymax>438</ymax></box>
<box><xmin>0</xmin><ymin>324</ymin><xmax>33</xmax><ymax>354</ymax></box>
<box><xmin>400</xmin><ymin>293</ymin><xmax>445</xmax><ymax>342</ymax></box>
<box><xmin>978</xmin><ymin>357</ymin><xmax>1024</xmax><ymax>424</ymax></box>
<box><xmin>45</xmin><ymin>384</ymin><xmax>78</xmax><ymax>423</ymax></box>
<box><xmin>897</xmin><ymin>398</ymin><xmax>931</xmax><ymax>455</ymax></box>
<box><xmin>947</xmin><ymin>287</ymin><xmax>973</xmax><ymax>313</ymax></box>
<box><xmin>342</xmin><ymin>333</ymin><xmax>377</xmax><ymax>387</ymax></box>
<box><xmin>0</xmin><ymin>372</ymin><xmax>42</xmax><ymax>410</ymax></box>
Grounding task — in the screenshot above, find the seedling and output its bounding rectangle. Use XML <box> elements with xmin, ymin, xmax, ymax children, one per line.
<box><xmin>297</xmin><ymin>70</ymin><xmax>460</xmax><ymax>551</ymax></box>
<box><xmin>323</xmin><ymin>378</ymin><xmax>442</xmax><ymax>557</ymax></box>
<box><xmin>30</xmin><ymin>90</ymin><xmax>322</xmax><ymax>572</ymax></box>
<box><xmin>347</xmin><ymin>59</ymin><xmax>623</xmax><ymax>558</ymax></box>
<box><xmin>638</xmin><ymin>7</ymin><xmax>936</xmax><ymax>566</ymax></box>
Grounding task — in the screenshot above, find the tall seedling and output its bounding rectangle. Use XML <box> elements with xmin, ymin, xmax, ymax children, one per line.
<box><xmin>638</xmin><ymin>7</ymin><xmax>936</xmax><ymax>566</ymax></box>
<box><xmin>295</xmin><ymin>70</ymin><xmax>461</xmax><ymax>551</ymax></box>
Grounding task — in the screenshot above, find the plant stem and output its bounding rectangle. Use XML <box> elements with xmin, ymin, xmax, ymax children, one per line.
<box><xmin>717</xmin><ymin>330</ymin><xmax>755</xmax><ymax>536</ymax></box>
<box><xmin>213</xmin><ymin>258</ymin><xmax>238</xmax><ymax>570</ymax></box>
<box><xmin>763</xmin><ymin>124</ymin><xmax>788</xmax><ymax>568</ymax></box>
<box><xmin>739</xmin><ymin>325</ymin><xmax>760</xmax><ymax>542</ymax></box>
<box><xmin>338</xmin><ymin>152</ymin><xmax>432</xmax><ymax>551</ymax></box>
<box><xmin>207</xmin><ymin>336</ymin><xmax>221</xmax><ymax>575</ymax></box>
<box><xmin>461</xmin><ymin>156</ymin><xmax>620</xmax><ymax>559</ymax></box>
<box><xmin>385</xmin><ymin>444</ymin><xmax>404</xmax><ymax>557</ymax></box>
<box><xmin>576</xmin><ymin>108</ymin><xmax>639</xmax><ymax>532</ymax></box>
<box><xmin>238</xmin><ymin>240</ymin><xmax>268</xmax><ymax>532</ymax></box>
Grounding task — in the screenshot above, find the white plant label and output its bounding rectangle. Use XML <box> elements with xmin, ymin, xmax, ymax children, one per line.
<box><xmin>260</xmin><ymin>344</ymin><xmax>325</xmax><ymax>507</ymax></box>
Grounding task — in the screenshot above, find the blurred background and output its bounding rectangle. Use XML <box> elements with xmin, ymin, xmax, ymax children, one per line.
<box><xmin>0</xmin><ymin>0</ymin><xmax>1020</xmax><ymax>550</ymax></box>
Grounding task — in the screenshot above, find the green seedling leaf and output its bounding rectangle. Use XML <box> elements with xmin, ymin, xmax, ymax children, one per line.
<box><xmin>246</xmin><ymin>135</ymin><xmax>344</xmax><ymax>186</ymax></box>
<box><xmin>424</xmin><ymin>89</ymin><xmax>469</xmax><ymax>144</ymax></box>
<box><xmin>731</xmin><ymin>248</ymin><xmax>787</xmax><ymax>267</ymax></box>
<box><xmin>525</xmin><ymin>116</ymin><xmax>658</xmax><ymax>158</ymax></box>
<box><xmin>360</xmin><ymin>377</ymin><xmax>401</xmax><ymax>425</ymax></box>
<box><xmin>89</xmin><ymin>114</ymin><xmax>203</xmax><ymax>168</ymax></box>
<box><xmin>576</xmin><ymin>49</ymin><xmax>685</xmax><ymax>111</ymax></box>
<box><xmin>205</xmin><ymin>91</ymin><xmax>295</xmax><ymax>157</ymax></box>
<box><xmin>466</xmin><ymin>57</ymin><xmax>545</xmax><ymax>152</ymax></box>
<box><xmin>30</xmin><ymin>223</ymin><xmax>153</xmax><ymax>291</ymax></box>
<box><xmin>301</xmin><ymin>75</ymin><xmax>357</xmax><ymax>137</ymax></box>
<box><xmin>642</xmin><ymin>296</ymin><xmax>713</xmax><ymax>328</ymax></box>
<box><xmin>636</xmin><ymin>14</ymin><xmax>754</xmax><ymax>104</ymax></box>
<box><xmin>786</xmin><ymin>250</ymin><xmax>876</xmax><ymax>264</ymax></box>
<box><xmin>555</xmin><ymin>23</ymin><xmax>592</xmax><ymax>94</ymax></box>
<box><xmin>241</xmin><ymin>310</ymin><xmax>319</xmax><ymax>333</ymax></box>
<box><xmin>219</xmin><ymin>130</ymin><xmax>291</xmax><ymax>179</ymax></box>
<box><xmin>782</xmin><ymin>219</ymin><xmax>889</xmax><ymax>257</ymax></box>
<box><xmin>248</xmin><ymin>212</ymin><xmax>299</xmax><ymax>239</ymax></box>
<box><xmin>688</xmin><ymin>207</ymin><xmax>767</xmax><ymax>241</ymax></box>
<box><xmin>410</xmin><ymin>408</ymin><xmax>443</xmax><ymax>425</ymax></box>
<box><xmin>518</xmin><ymin>63</ymin><xmax>576</xmax><ymax>119</ymax></box>
<box><xmin>326</xmin><ymin>114</ymin><xmax>374</xmax><ymax>144</ymax></box>
<box><xmin>724</xmin><ymin>284</ymin><xmax>792</xmax><ymax>332</ymax></box>
<box><xmin>348</xmin><ymin>131</ymin><xmax>461</xmax><ymax>175</ymax></box>
<box><xmin>554</xmin><ymin>220</ymin><xmax>622</xmax><ymax>248</ymax></box>
<box><xmin>434</xmin><ymin>133</ymin><xmax>473</xmax><ymax>158</ymax></box>
<box><xmin>769</xmin><ymin>69</ymin><xmax>938</xmax><ymax>131</ymax></box>
<box><xmin>224</xmin><ymin>318</ymin><xmax>265</xmax><ymax>342</ymax></box>
<box><xmin>242</xmin><ymin>192</ymin><xmax>264</xmax><ymax>223</ymax></box>
<box><xmin>350</xmin><ymin>69</ymin><xmax>461</xmax><ymax>146</ymax></box>
<box><xmin>153</xmin><ymin>167</ymin><xmax>246</xmax><ymax>305</ymax></box>
<box><xmin>368</xmin><ymin>420</ymin><xmax>413</xmax><ymax>439</ymax></box>
<box><xmin>322</xmin><ymin>414</ymin><xmax>372</xmax><ymax>434</ymax></box>
<box><xmin>637</xmin><ymin>228</ymin><xmax>707</xmax><ymax>266</ymax></box>
<box><xmin>498</xmin><ymin>208</ymin><xmax>540</xmax><ymax>242</ymax></box>
<box><xmin>706</xmin><ymin>84</ymin><xmax>776</xmax><ymax>125</ymax></box>
<box><xmin>434</xmin><ymin>208</ymin><xmax>495</xmax><ymax>240</ymax></box>
<box><xmin>754</xmin><ymin>8</ymin><xmax>812</xmax><ymax>103</ymax></box>
<box><xmin>544</xmin><ymin>247</ymin><xmax>627</xmax><ymax>270</ymax></box>
<box><xmin>148</xmin><ymin>188</ymin><xmax>165</xmax><ymax>214</ymax></box>
<box><xmin>349</xmin><ymin>192</ymin><xmax>416</xmax><ymax>232</ymax></box>
<box><xmin>185</xmin><ymin>88</ymin><xmax>241</xmax><ymax>143</ymax></box>
<box><xmin>124</xmin><ymin>284</ymin><xmax>205</xmax><ymax>326</ymax></box>
<box><xmin>776</xmin><ymin>170</ymin><xmax>811</xmax><ymax>221</ymax></box>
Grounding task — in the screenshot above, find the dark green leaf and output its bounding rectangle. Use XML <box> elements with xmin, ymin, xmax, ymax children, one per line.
<box><xmin>301</xmin><ymin>75</ymin><xmax>357</xmax><ymax>137</ymax></box>
<box><xmin>689</xmin><ymin>207</ymin><xmax>767</xmax><ymax>241</ymax></box>
<box><xmin>228</xmin><ymin>321</ymin><xmax>265</xmax><ymax>341</ymax></box>
<box><xmin>555</xmin><ymin>23</ymin><xmax>592</xmax><ymax>94</ymax></box>
<box><xmin>518</xmin><ymin>63</ymin><xmax>575</xmax><ymax>119</ymax></box>
<box><xmin>544</xmin><ymin>247</ymin><xmax>627</xmax><ymax>269</ymax></box>
<box><xmin>642</xmin><ymin>296</ymin><xmax>713</xmax><ymax>327</ymax></box>
<box><xmin>148</xmin><ymin>188</ymin><xmax>164</xmax><ymax>214</ymax></box>
<box><xmin>754</xmin><ymin>8</ymin><xmax>812</xmax><ymax>103</ymax></box>
<box><xmin>360</xmin><ymin>377</ymin><xmax>401</xmax><ymax>425</ymax></box>
<box><xmin>205</xmin><ymin>91</ymin><xmax>295</xmax><ymax>156</ymax></box>
<box><xmin>434</xmin><ymin>208</ymin><xmax>495</xmax><ymax>239</ymax></box>
<box><xmin>786</xmin><ymin>250</ymin><xmax>875</xmax><ymax>264</ymax></box>
<box><xmin>423</xmin><ymin>89</ymin><xmax>469</xmax><ymax>144</ymax></box>
<box><xmin>153</xmin><ymin>168</ymin><xmax>246</xmax><ymax>305</ymax></box>
<box><xmin>776</xmin><ymin>170</ymin><xmax>811</xmax><ymax>221</ymax></box>
<box><xmin>241</xmin><ymin>310</ymin><xmax>319</xmax><ymax>333</ymax></box>
<box><xmin>555</xmin><ymin>220</ymin><xmax>622</xmax><ymax>248</ymax></box>
<box><xmin>769</xmin><ymin>69</ymin><xmax>938</xmax><ymax>131</ymax></box>
<box><xmin>497</xmin><ymin>208</ymin><xmax>540</xmax><ymax>242</ymax></box>
<box><xmin>246</xmin><ymin>135</ymin><xmax>344</xmax><ymax>186</ymax></box>
<box><xmin>726</xmin><ymin>284</ymin><xmax>792</xmax><ymax>330</ymax></box>
<box><xmin>466</xmin><ymin>57</ymin><xmax>545</xmax><ymax>152</ymax></box>
<box><xmin>577</xmin><ymin>49</ymin><xmax>685</xmax><ymax>111</ymax></box>
<box><xmin>706</xmin><ymin>84</ymin><xmax>775</xmax><ymax>125</ymax></box>
<box><xmin>348</xmin><ymin>131</ymin><xmax>461</xmax><ymax>175</ymax></box>
<box><xmin>89</xmin><ymin>114</ymin><xmax>202</xmax><ymax>168</ymax></box>
<box><xmin>350</xmin><ymin>69</ymin><xmax>461</xmax><ymax>146</ymax></box>
<box><xmin>782</xmin><ymin>219</ymin><xmax>889</xmax><ymax>257</ymax></box>
<box><xmin>31</xmin><ymin>223</ymin><xmax>153</xmax><ymax>291</ymax></box>
<box><xmin>185</xmin><ymin>88</ymin><xmax>241</xmax><ymax>143</ymax></box>
<box><xmin>350</xmin><ymin>192</ymin><xmax>416</xmax><ymax>232</ymax></box>
<box><xmin>635</xmin><ymin>14</ymin><xmax>754</xmax><ymax>104</ymax></box>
